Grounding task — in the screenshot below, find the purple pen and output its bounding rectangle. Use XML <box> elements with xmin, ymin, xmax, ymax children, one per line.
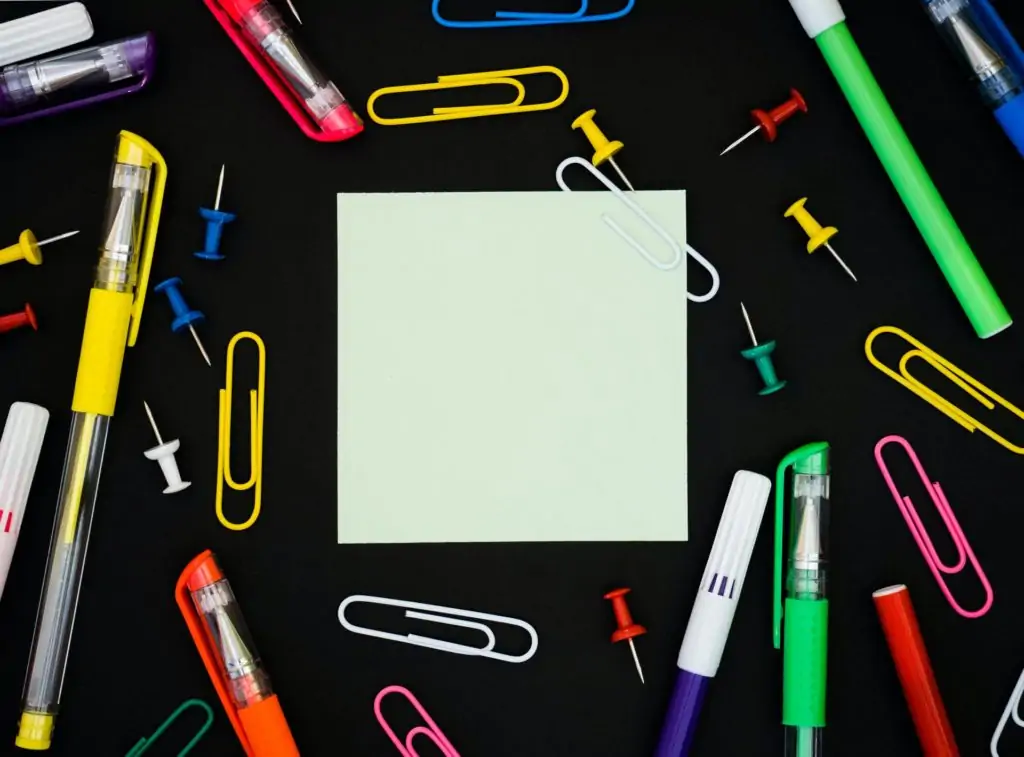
<box><xmin>654</xmin><ymin>471</ymin><xmax>771</xmax><ymax>756</ymax></box>
<box><xmin>0</xmin><ymin>33</ymin><xmax>154</xmax><ymax>127</ymax></box>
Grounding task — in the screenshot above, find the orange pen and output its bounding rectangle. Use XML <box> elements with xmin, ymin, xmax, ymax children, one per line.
<box><xmin>176</xmin><ymin>550</ymin><xmax>300</xmax><ymax>757</ymax></box>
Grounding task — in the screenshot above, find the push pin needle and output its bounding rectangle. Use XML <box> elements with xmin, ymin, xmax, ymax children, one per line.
<box><xmin>143</xmin><ymin>400</ymin><xmax>163</xmax><ymax>445</ymax></box>
<box><xmin>284</xmin><ymin>0</ymin><xmax>302</xmax><ymax>24</ymax></box>
<box><xmin>214</xmin><ymin>163</ymin><xmax>225</xmax><ymax>211</ymax></box>
<box><xmin>37</xmin><ymin>230</ymin><xmax>80</xmax><ymax>248</ymax></box>
<box><xmin>741</xmin><ymin>302</ymin><xmax>758</xmax><ymax>346</ymax></box>
<box><xmin>628</xmin><ymin>638</ymin><xmax>645</xmax><ymax>684</ymax></box>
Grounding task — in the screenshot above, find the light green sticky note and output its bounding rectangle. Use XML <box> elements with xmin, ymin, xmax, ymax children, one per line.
<box><xmin>338</xmin><ymin>190</ymin><xmax>689</xmax><ymax>543</ymax></box>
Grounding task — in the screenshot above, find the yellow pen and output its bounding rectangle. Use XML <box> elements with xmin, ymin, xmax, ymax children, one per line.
<box><xmin>15</xmin><ymin>132</ymin><xmax>165</xmax><ymax>751</ymax></box>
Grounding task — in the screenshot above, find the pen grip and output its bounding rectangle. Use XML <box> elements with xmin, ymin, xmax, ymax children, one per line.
<box><xmin>71</xmin><ymin>289</ymin><xmax>132</xmax><ymax>415</ymax></box>
<box><xmin>653</xmin><ymin>669</ymin><xmax>710</xmax><ymax>757</ymax></box>
<box><xmin>782</xmin><ymin>599</ymin><xmax>828</xmax><ymax>728</ymax></box>
<box><xmin>238</xmin><ymin>695</ymin><xmax>300</xmax><ymax>757</ymax></box>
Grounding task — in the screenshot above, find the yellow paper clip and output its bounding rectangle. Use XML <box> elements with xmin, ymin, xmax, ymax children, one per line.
<box><xmin>216</xmin><ymin>331</ymin><xmax>266</xmax><ymax>530</ymax></box>
<box><xmin>366</xmin><ymin>65</ymin><xmax>569</xmax><ymax>126</ymax></box>
<box><xmin>865</xmin><ymin>325</ymin><xmax>1024</xmax><ymax>454</ymax></box>
<box><xmin>125</xmin><ymin>699</ymin><xmax>214</xmax><ymax>756</ymax></box>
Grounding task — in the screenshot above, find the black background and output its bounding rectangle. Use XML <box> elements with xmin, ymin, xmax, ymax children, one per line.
<box><xmin>2</xmin><ymin>0</ymin><xmax>1024</xmax><ymax>754</ymax></box>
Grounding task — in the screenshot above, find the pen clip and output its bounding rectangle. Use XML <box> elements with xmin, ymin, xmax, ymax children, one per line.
<box><xmin>175</xmin><ymin>550</ymin><xmax>254</xmax><ymax>757</ymax></box>
<box><xmin>773</xmin><ymin>442</ymin><xmax>830</xmax><ymax>649</ymax></box>
<box><xmin>116</xmin><ymin>131</ymin><xmax>167</xmax><ymax>347</ymax></box>
<box><xmin>204</xmin><ymin>0</ymin><xmax>352</xmax><ymax>143</ymax></box>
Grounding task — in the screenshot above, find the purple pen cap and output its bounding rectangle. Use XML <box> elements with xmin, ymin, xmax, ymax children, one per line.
<box><xmin>122</xmin><ymin>32</ymin><xmax>157</xmax><ymax>82</ymax></box>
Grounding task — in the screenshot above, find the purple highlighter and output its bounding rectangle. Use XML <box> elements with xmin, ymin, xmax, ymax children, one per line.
<box><xmin>654</xmin><ymin>471</ymin><xmax>771</xmax><ymax>757</ymax></box>
<box><xmin>0</xmin><ymin>32</ymin><xmax>154</xmax><ymax>127</ymax></box>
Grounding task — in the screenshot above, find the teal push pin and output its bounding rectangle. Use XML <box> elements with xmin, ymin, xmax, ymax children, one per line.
<box><xmin>740</xmin><ymin>302</ymin><xmax>786</xmax><ymax>395</ymax></box>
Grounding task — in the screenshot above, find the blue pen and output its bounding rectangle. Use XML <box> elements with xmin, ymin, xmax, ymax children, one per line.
<box><xmin>922</xmin><ymin>0</ymin><xmax>1024</xmax><ymax>158</ymax></box>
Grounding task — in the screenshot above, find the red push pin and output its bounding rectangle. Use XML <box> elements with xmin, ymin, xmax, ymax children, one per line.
<box><xmin>720</xmin><ymin>88</ymin><xmax>808</xmax><ymax>156</ymax></box>
<box><xmin>604</xmin><ymin>587</ymin><xmax>647</xmax><ymax>684</ymax></box>
<box><xmin>0</xmin><ymin>303</ymin><xmax>37</xmax><ymax>334</ymax></box>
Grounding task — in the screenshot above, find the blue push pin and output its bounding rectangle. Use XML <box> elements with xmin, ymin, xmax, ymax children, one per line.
<box><xmin>154</xmin><ymin>277</ymin><xmax>212</xmax><ymax>367</ymax></box>
<box><xmin>740</xmin><ymin>302</ymin><xmax>786</xmax><ymax>395</ymax></box>
<box><xmin>194</xmin><ymin>164</ymin><xmax>236</xmax><ymax>261</ymax></box>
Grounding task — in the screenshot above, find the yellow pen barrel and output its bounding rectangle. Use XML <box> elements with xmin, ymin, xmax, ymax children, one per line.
<box><xmin>16</xmin><ymin>412</ymin><xmax>108</xmax><ymax>751</ymax></box>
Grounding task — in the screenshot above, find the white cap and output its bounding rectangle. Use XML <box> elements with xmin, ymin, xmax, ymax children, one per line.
<box><xmin>788</xmin><ymin>0</ymin><xmax>846</xmax><ymax>38</ymax></box>
<box><xmin>0</xmin><ymin>3</ymin><xmax>94</xmax><ymax>68</ymax></box>
<box><xmin>677</xmin><ymin>470</ymin><xmax>771</xmax><ymax>677</ymax></box>
<box><xmin>0</xmin><ymin>403</ymin><xmax>49</xmax><ymax>601</ymax></box>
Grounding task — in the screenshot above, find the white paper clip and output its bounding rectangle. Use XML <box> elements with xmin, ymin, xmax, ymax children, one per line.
<box><xmin>338</xmin><ymin>595</ymin><xmax>539</xmax><ymax>663</ymax></box>
<box><xmin>555</xmin><ymin>156</ymin><xmax>720</xmax><ymax>302</ymax></box>
<box><xmin>992</xmin><ymin>666</ymin><xmax>1024</xmax><ymax>755</ymax></box>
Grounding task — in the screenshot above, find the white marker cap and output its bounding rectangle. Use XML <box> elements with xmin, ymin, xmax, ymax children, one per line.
<box><xmin>0</xmin><ymin>3</ymin><xmax>94</xmax><ymax>68</ymax></box>
<box><xmin>677</xmin><ymin>470</ymin><xmax>771</xmax><ymax>677</ymax></box>
<box><xmin>788</xmin><ymin>0</ymin><xmax>846</xmax><ymax>38</ymax></box>
<box><xmin>0</xmin><ymin>403</ymin><xmax>49</xmax><ymax>601</ymax></box>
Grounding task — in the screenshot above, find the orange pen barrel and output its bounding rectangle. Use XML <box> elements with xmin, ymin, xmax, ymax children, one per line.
<box><xmin>180</xmin><ymin>551</ymin><xmax>300</xmax><ymax>757</ymax></box>
<box><xmin>873</xmin><ymin>585</ymin><xmax>959</xmax><ymax>757</ymax></box>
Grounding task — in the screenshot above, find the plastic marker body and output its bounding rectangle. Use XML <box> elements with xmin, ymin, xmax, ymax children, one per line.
<box><xmin>0</xmin><ymin>33</ymin><xmax>154</xmax><ymax>127</ymax></box>
<box><xmin>922</xmin><ymin>0</ymin><xmax>1024</xmax><ymax>158</ymax></box>
<box><xmin>774</xmin><ymin>443</ymin><xmax>831</xmax><ymax>757</ymax></box>
<box><xmin>0</xmin><ymin>403</ymin><xmax>49</xmax><ymax>603</ymax></box>
<box><xmin>208</xmin><ymin>0</ymin><xmax>363</xmax><ymax>141</ymax></box>
<box><xmin>16</xmin><ymin>132</ymin><xmax>165</xmax><ymax>751</ymax></box>
<box><xmin>176</xmin><ymin>551</ymin><xmax>300</xmax><ymax>757</ymax></box>
<box><xmin>654</xmin><ymin>471</ymin><xmax>772</xmax><ymax>757</ymax></box>
<box><xmin>786</xmin><ymin>0</ymin><xmax>1010</xmax><ymax>338</ymax></box>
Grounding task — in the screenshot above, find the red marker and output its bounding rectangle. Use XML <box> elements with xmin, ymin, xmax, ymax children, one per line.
<box><xmin>720</xmin><ymin>89</ymin><xmax>808</xmax><ymax>156</ymax></box>
<box><xmin>605</xmin><ymin>587</ymin><xmax>647</xmax><ymax>684</ymax></box>
<box><xmin>873</xmin><ymin>584</ymin><xmax>959</xmax><ymax>757</ymax></box>
<box><xmin>0</xmin><ymin>303</ymin><xmax>37</xmax><ymax>334</ymax></box>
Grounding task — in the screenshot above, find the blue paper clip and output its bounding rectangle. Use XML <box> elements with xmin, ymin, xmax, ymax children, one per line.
<box><xmin>125</xmin><ymin>699</ymin><xmax>214</xmax><ymax>757</ymax></box>
<box><xmin>432</xmin><ymin>0</ymin><xmax>634</xmax><ymax>28</ymax></box>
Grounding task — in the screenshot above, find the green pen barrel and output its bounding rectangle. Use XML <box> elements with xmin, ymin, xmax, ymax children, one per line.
<box><xmin>816</xmin><ymin>22</ymin><xmax>1012</xmax><ymax>339</ymax></box>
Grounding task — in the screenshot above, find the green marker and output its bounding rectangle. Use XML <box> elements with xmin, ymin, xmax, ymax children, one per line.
<box><xmin>774</xmin><ymin>442</ymin><xmax>830</xmax><ymax>757</ymax></box>
<box><xmin>785</xmin><ymin>0</ymin><xmax>1012</xmax><ymax>339</ymax></box>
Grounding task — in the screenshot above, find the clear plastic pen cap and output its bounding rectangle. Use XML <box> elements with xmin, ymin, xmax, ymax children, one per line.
<box><xmin>0</xmin><ymin>3</ymin><xmax>94</xmax><ymax>67</ymax></box>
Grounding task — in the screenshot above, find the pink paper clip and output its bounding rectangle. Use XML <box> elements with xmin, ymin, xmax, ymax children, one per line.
<box><xmin>874</xmin><ymin>435</ymin><xmax>993</xmax><ymax>619</ymax></box>
<box><xmin>374</xmin><ymin>685</ymin><xmax>460</xmax><ymax>757</ymax></box>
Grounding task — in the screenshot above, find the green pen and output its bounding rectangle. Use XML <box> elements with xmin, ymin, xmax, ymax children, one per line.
<box><xmin>784</xmin><ymin>0</ymin><xmax>1011</xmax><ymax>339</ymax></box>
<box><xmin>774</xmin><ymin>442</ymin><xmax>831</xmax><ymax>757</ymax></box>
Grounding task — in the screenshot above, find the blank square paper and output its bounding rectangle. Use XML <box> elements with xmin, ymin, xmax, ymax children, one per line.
<box><xmin>337</xmin><ymin>190</ymin><xmax>688</xmax><ymax>543</ymax></box>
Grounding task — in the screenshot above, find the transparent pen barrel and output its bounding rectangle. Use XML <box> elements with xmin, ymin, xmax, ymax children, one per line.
<box><xmin>240</xmin><ymin>1</ymin><xmax>347</xmax><ymax>121</ymax></box>
<box><xmin>926</xmin><ymin>1</ymin><xmax>1021</xmax><ymax>108</ymax></box>
<box><xmin>787</xmin><ymin>473</ymin><xmax>829</xmax><ymax>600</ymax></box>
<box><xmin>785</xmin><ymin>725</ymin><xmax>824</xmax><ymax>757</ymax></box>
<box><xmin>21</xmin><ymin>413</ymin><xmax>109</xmax><ymax>714</ymax></box>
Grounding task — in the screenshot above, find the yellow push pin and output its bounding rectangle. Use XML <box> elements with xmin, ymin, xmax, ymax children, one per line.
<box><xmin>0</xmin><ymin>229</ymin><xmax>79</xmax><ymax>267</ymax></box>
<box><xmin>784</xmin><ymin>198</ymin><xmax>857</xmax><ymax>282</ymax></box>
<box><xmin>572</xmin><ymin>109</ymin><xmax>635</xmax><ymax>191</ymax></box>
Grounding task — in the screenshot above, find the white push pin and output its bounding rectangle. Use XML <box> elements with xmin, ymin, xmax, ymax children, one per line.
<box><xmin>142</xmin><ymin>401</ymin><xmax>191</xmax><ymax>494</ymax></box>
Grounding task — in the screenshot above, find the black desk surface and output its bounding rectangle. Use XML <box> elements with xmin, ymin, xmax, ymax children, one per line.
<box><xmin>3</xmin><ymin>0</ymin><xmax>1024</xmax><ymax>755</ymax></box>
